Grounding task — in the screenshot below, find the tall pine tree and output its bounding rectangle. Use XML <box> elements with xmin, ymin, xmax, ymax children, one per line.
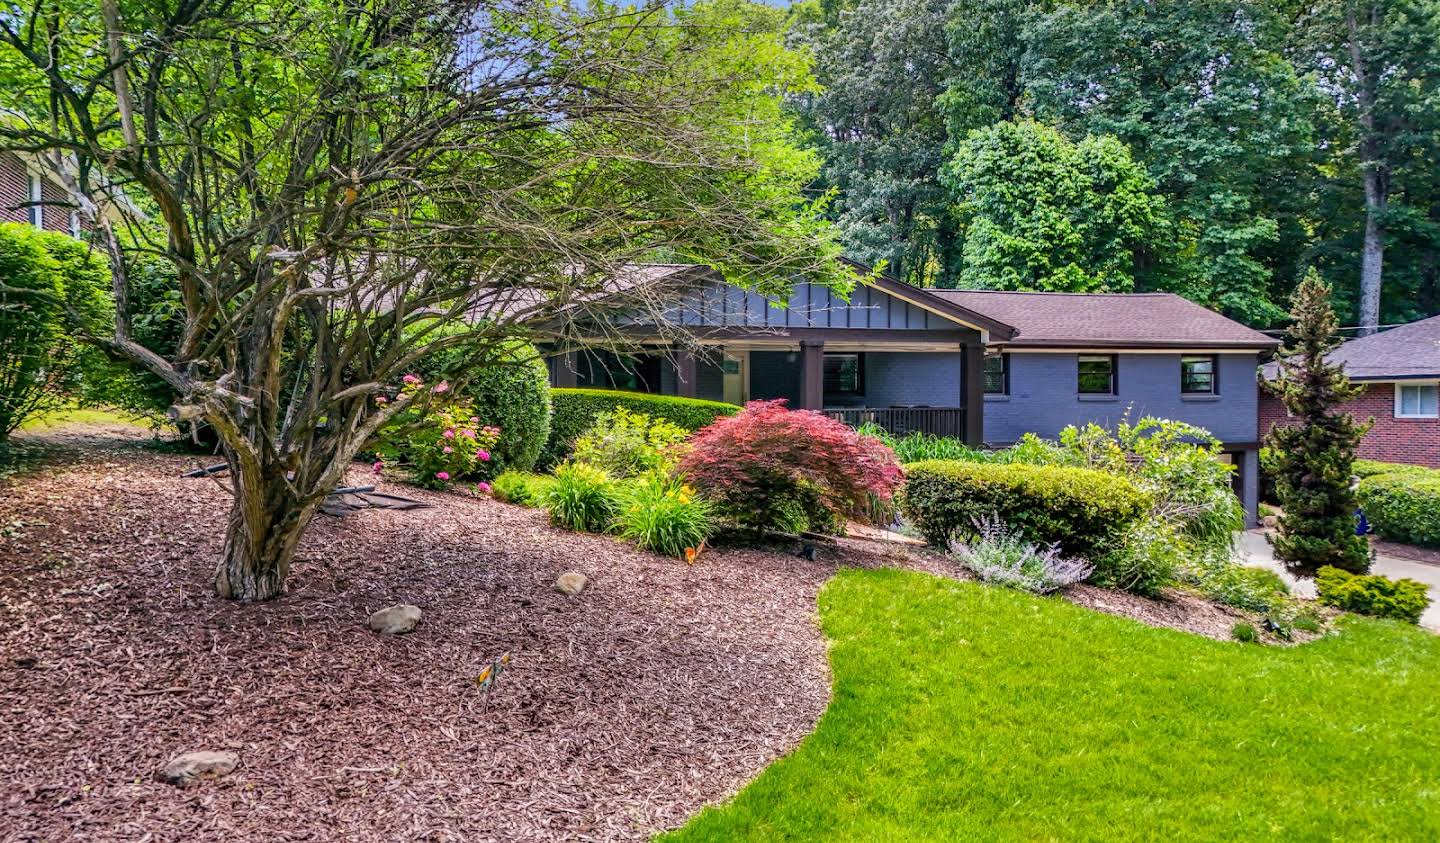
<box><xmin>1265</xmin><ymin>270</ymin><xmax>1372</xmax><ymax>575</ymax></box>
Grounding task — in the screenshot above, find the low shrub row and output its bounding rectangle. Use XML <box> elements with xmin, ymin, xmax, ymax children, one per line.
<box><xmin>1358</xmin><ymin>471</ymin><xmax>1440</xmax><ymax>549</ymax></box>
<box><xmin>1316</xmin><ymin>565</ymin><xmax>1431</xmax><ymax>624</ymax></box>
<box><xmin>538</xmin><ymin>388</ymin><xmax>738</xmax><ymax>468</ymax></box>
<box><xmin>899</xmin><ymin>459</ymin><xmax>1149</xmax><ymax>562</ymax></box>
<box><xmin>1351</xmin><ymin>459</ymin><xmax>1435</xmax><ymax>479</ymax></box>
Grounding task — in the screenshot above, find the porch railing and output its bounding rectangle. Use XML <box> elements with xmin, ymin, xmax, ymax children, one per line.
<box><xmin>823</xmin><ymin>407</ymin><xmax>966</xmax><ymax>438</ymax></box>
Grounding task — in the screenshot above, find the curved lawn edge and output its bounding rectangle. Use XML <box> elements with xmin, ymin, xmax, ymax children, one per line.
<box><xmin>662</xmin><ymin>568</ymin><xmax>1440</xmax><ymax>841</ymax></box>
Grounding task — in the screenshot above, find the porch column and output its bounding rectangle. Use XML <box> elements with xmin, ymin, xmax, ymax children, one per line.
<box><xmin>553</xmin><ymin>351</ymin><xmax>578</xmax><ymax>388</ymax></box>
<box><xmin>673</xmin><ymin>347</ymin><xmax>697</xmax><ymax>398</ymax></box>
<box><xmin>962</xmin><ymin>343</ymin><xmax>984</xmax><ymax>446</ymax></box>
<box><xmin>798</xmin><ymin>340</ymin><xmax>824</xmax><ymax>410</ymax></box>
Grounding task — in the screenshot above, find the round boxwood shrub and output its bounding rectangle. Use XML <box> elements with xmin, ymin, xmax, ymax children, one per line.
<box><xmin>539</xmin><ymin>388</ymin><xmax>738</xmax><ymax>469</ymax></box>
<box><xmin>1358</xmin><ymin>472</ymin><xmax>1440</xmax><ymax>549</ymax></box>
<box><xmin>899</xmin><ymin>459</ymin><xmax>1150</xmax><ymax>561</ymax></box>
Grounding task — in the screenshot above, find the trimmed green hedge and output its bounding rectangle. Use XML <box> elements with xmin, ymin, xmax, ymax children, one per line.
<box><xmin>899</xmin><ymin>460</ymin><xmax>1150</xmax><ymax>561</ymax></box>
<box><xmin>1352</xmin><ymin>459</ymin><xmax>1435</xmax><ymax>480</ymax></box>
<box><xmin>1358</xmin><ymin>471</ymin><xmax>1440</xmax><ymax>548</ymax></box>
<box><xmin>539</xmin><ymin>388</ymin><xmax>738</xmax><ymax>468</ymax></box>
<box><xmin>1316</xmin><ymin>565</ymin><xmax>1431</xmax><ymax>624</ymax></box>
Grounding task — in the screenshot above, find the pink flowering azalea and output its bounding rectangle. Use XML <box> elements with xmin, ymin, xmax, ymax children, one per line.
<box><xmin>458</xmin><ymin>429</ymin><xmax>475</xmax><ymax>439</ymax></box>
<box><xmin>475</xmin><ymin>449</ymin><xmax>491</xmax><ymax>462</ymax></box>
<box><xmin>475</xmin><ymin>482</ymin><xmax>492</xmax><ymax>494</ymax></box>
<box><xmin>442</xmin><ymin>446</ymin><xmax>454</xmax><ymax>455</ymax></box>
<box><xmin>374</xmin><ymin>394</ymin><xmax>388</xmax><ymax>405</ymax></box>
<box><xmin>402</xmin><ymin>374</ymin><xmax>421</xmax><ymax>385</ymax></box>
<box><xmin>432</xmin><ymin>381</ymin><xmax>450</xmax><ymax>394</ymax></box>
<box><xmin>435</xmin><ymin>471</ymin><xmax>450</xmax><ymax>481</ymax></box>
<box><xmin>372</xmin><ymin>461</ymin><xmax>384</xmax><ymax>474</ymax></box>
<box><xmin>442</xmin><ymin>429</ymin><xmax>455</xmax><ymax>439</ymax></box>
<box><xmin>470</xmin><ymin>416</ymin><xmax>479</xmax><ymax>424</ymax></box>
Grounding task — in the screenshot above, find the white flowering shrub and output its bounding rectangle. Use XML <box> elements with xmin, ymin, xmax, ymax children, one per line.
<box><xmin>951</xmin><ymin>515</ymin><xmax>1093</xmax><ymax>595</ymax></box>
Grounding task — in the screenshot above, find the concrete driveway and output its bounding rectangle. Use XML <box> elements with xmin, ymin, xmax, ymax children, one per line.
<box><xmin>1237</xmin><ymin>529</ymin><xmax>1440</xmax><ymax>630</ymax></box>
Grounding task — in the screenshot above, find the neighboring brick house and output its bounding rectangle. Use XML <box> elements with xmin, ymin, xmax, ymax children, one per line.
<box><xmin>0</xmin><ymin>151</ymin><xmax>88</xmax><ymax>235</ymax></box>
<box><xmin>1260</xmin><ymin>314</ymin><xmax>1440</xmax><ymax>467</ymax></box>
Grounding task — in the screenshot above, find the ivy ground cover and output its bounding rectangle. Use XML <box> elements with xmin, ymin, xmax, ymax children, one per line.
<box><xmin>668</xmin><ymin>569</ymin><xmax>1440</xmax><ymax>841</ymax></box>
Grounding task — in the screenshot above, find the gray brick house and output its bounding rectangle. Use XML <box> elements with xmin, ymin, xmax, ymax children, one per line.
<box><xmin>548</xmin><ymin>263</ymin><xmax>1277</xmax><ymax>522</ymax></box>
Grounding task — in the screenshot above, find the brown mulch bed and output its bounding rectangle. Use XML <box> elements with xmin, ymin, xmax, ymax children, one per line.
<box><xmin>0</xmin><ymin>428</ymin><xmax>934</xmax><ymax>842</ymax></box>
<box><xmin>0</xmin><ymin>424</ymin><xmax>1322</xmax><ymax>840</ymax></box>
<box><xmin>1373</xmin><ymin>538</ymin><xmax>1440</xmax><ymax>568</ymax></box>
<box><xmin>1064</xmin><ymin>584</ymin><xmax>1259</xmax><ymax>642</ymax></box>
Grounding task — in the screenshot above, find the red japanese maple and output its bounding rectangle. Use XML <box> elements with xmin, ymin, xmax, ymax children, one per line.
<box><xmin>677</xmin><ymin>400</ymin><xmax>903</xmax><ymax>532</ymax></box>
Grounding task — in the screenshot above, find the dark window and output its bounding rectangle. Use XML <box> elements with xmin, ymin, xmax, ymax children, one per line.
<box><xmin>577</xmin><ymin>350</ymin><xmax>662</xmax><ymax>393</ymax></box>
<box><xmin>983</xmin><ymin>354</ymin><xmax>1009</xmax><ymax>395</ymax></box>
<box><xmin>823</xmin><ymin>353</ymin><xmax>864</xmax><ymax>396</ymax></box>
<box><xmin>1077</xmin><ymin>355</ymin><xmax>1117</xmax><ymax>395</ymax></box>
<box><xmin>1181</xmin><ymin>355</ymin><xmax>1217</xmax><ymax>394</ymax></box>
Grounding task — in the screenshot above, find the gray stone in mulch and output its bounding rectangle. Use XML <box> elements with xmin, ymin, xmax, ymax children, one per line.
<box><xmin>160</xmin><ymin>751</ymin><xmax>239</xmax><ymax>787</ymax></box>
<box><xmin>553</xmin><ymin>571</ymin><xmax>588</xmax><ymax>596</ymax></box>
<box><xmin>367</xmin><ymin>603</ymin><xmax>421</xmax><ymax>634</ymax></box>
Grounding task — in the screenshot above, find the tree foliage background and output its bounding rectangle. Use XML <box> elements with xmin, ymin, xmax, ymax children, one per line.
<box><xmin>790</xmin><ymin>0</ymin><xmax>1440</xmax><ymax>330</ymax></box>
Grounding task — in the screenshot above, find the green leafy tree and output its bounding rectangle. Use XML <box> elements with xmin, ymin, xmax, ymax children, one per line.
<box><xmin>942</xmin><ymin>120</ymin><xmax>1169</xmax><ymax>291</ymax></box>
<box><xmin>1291</xmin><ymin>0</ymin><xmax>1440</xmax><ymax>333</ymax></box>
<box><xmin>789</xmin><ymin>0</ymin><xmax>961</xmax><ymax>285</ymax></box>
<box><xmin>1265</xmin><ymin>270</ymin><xmax>1372</xmax><ymax>575</ymax></box>
<box><xmin>0</xmin><ymin>224</ymin><xmax>112</xmax><ymax>437</ymax></box>
<box><xmin>0</xmin><ymin>0</ymin><xmax>843</xmax><ymax>600</ymax></box>
<box><xmin>1021</xmin><ymin>0</ymin><xmax>1319</xmax><ymax>324</ymax></box>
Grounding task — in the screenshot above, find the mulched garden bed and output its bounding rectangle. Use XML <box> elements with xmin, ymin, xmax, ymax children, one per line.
<box><xmin>0</xmin><ymin>428</ymin><xmax>934</xmax><ymax>842</ymax></box>
<box><xmin>1</xmin><ymin>424</ymin><xmax>1324</xmax><ymax>840</ymax></box>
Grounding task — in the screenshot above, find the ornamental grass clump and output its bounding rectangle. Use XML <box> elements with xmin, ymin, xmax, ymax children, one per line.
<box><xmin>544</xmin><ymin>462</ymin><xmax>620</xmax><ymax>533</ymax></box>
<box><xmin>676</xmin><ymin>400</ymin><xmax>904</xmax><ymax>534</ymax></box>
<box><xmin>951</xmin><ymin>515</ymin><xmax>1092</xmax><ymax>594</ymax></box>
<box><xmin>614</xmin><ymin>471</ymin><xmax>713</xmax><ymax>558</ymax></box>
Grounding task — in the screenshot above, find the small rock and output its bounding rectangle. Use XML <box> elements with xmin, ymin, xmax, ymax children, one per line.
<box><xmin>368</xmin><ymin>604</ymin><xmax>421</xmax><ymax>634</ymax></box>
<box><xmin>1261</xmin><ymin>515</ymin><xmax>1278</xmax><ymax>529</ymax></box>
<box><xmin>554</xmin><ymin>572</ymin><xmax>588</xmax><ymax>596</ymax></box>
<box><xmin>160</xmin><ymin>751</ymin><xmax>238</xmax><ymax>787</ymax></box>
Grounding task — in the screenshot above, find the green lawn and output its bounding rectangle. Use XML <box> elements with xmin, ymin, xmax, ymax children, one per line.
<box><xmin>17</xmin><ymin>406</ymin><xmax>143</xmax><ymax>430</ymax></box>
<box><xmin>667</xmin><ymin>569</ymin><xmax>1440</xmax><ymax>841</ymax></box>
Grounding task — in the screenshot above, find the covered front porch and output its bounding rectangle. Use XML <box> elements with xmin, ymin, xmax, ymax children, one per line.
<box><xmin>550</xmin><ymin>334</ymin><xmax>986</xmax><ymax>443</ymax></box>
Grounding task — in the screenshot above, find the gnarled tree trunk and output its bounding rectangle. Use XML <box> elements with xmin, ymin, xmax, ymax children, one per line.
<box><xmin>214</xmin><ymin>462</ymin><xmax>320</xmax><ymax>602</ymax></box>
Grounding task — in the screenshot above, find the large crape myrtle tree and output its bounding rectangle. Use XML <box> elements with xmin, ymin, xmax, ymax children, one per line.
<box><xmin>0</xmin><ymin>0</ymin><xmax>842</xmax><ymax>600</ymax></box>
<box><xmin>1265</xmin><ymin>270</ymin><xmax>1372</xmax><ymax>575</ymax></box>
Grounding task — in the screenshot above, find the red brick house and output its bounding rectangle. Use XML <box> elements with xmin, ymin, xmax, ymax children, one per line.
<box><xmin>1260</xmin><ymin>315</ymin><xmax>1440</xmax><ymax>467</ymax></box>
<box><xmin>0</xmin><ymin>151</ymin><xmax>89</xmax><ymax>235</ymax></box>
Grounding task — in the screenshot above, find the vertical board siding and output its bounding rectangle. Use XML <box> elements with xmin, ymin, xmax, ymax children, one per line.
<box><xmin>642</xmin><ymin>279</ymin><xmax>953</xmax><ymax>331</ymax></box>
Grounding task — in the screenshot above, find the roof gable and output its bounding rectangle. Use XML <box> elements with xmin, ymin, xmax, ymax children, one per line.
<box><xmin>1286</xmin><ymin>314</ymin><xmax>1440</xmax><ymax>380</ymax></box>
<box><xmin>925</xmin><ymin>289</ymin><xmax>1279</xmax><ymax>350</ymax></box>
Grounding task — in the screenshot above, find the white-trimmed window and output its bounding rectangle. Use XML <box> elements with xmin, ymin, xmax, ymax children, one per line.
<box><xmin>1395</xmin><ymin>382</ymin><xmax>1440</xmax><ymax>419</ymax></box>
<box><xmin>69</xmin><ymin>210</ymin><xmax>81</xmax><ymax>238</ymax></box>
<box><xmin>26</xmin><ymin>174</ymin><xmax>43</xmax><ymax>228</ymax></box>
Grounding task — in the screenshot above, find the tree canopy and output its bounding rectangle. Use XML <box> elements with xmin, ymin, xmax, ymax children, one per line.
<box><xmin>942</xmin><ymin>120</ymin><xmax>1168</xmax><ymax>292</ymax></box>
<box><xmin>0</xmin><ymin>0</ymin><xmax>843</xmax><ymax>600</ymax></box>
<box><xmin>791</xmin><ymin>0</ymin><xmax>1440</xmax><ymax>328</ymax></box>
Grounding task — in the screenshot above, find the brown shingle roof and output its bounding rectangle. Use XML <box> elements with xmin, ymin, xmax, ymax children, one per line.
<box><xmin>924</xmin><ymin>289</ymin><xmax>1280</xmax><ymax>350</ymax></box>
<box><xmin>1262</xmin><ymin>314</ymin><xmax>1440</xmax><ymax>381</ymax></box>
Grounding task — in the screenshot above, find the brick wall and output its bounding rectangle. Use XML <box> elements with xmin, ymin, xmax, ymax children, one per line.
<box><xmin>1259</xmin><ymin>383</ymin><xmax>1440</xmax><ymax>468</ymax></box>
<box><xmin>0</xmin><ymin>152</ymin><xmax>91</xmax><ymax>234</ymax></box>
